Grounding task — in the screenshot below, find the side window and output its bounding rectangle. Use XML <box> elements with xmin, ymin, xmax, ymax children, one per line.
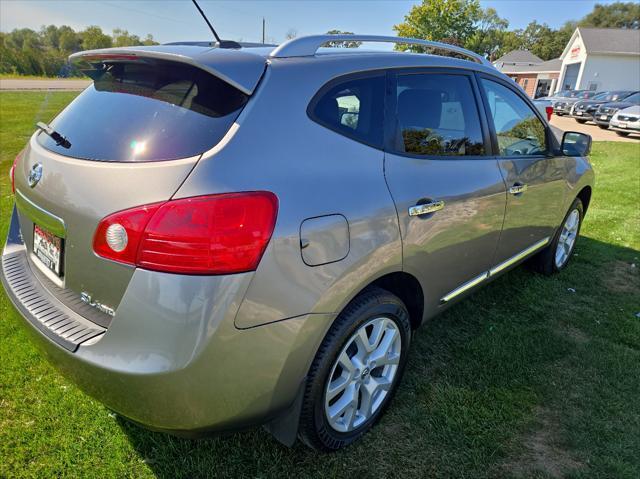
<box><xmin>394</xmin><ymin>73</ymin><xmax>485</xmax><ymax>156</ymax></box>
<box><xmin>480</xmin><ymin>79</ymin><xmax>548</xmax><ymax>156</ymax></box>
<box><xmin>310</xmin><ymin>75</ymin><xmax>385</xmax><ymax>148</ymax></box>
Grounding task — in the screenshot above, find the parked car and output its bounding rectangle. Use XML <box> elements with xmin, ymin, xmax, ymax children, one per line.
<box><xmin>609</xmin><ymin>105</ymin><xmax>640</xmax><ymax>137</ymax></box>
<box><xmin>552</xmin><ymin>90</ymin><xmax>599</xmax><ymax>115</ymax></box>
<box><xmin>595</xmin><ymin>92</ymin><xmax>640</xmax><ymax>129</ymax></box>
<box><xmin>2</xmin><ymin>35</ymin><xmax>594</xmax><ymax>451</ymax></box>
<box><xmin>533</xmin><ymin>99</ymin><xmax>553</xmax><ymax>121</ymax></box>
<box><xmin>571</xmin><ymin>90</ymin><xmax>637</xmax><ymax>123</ymax></box>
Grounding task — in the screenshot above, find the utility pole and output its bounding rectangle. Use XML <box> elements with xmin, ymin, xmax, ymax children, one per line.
<box><xmin>262</xmin><ymin>17</ymin><xmax>265</xmax><ymax>44</ymax></box>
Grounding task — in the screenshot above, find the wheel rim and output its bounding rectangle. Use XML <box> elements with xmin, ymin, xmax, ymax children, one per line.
<box><xmin>324</xmin><ymin>316</ymin><xmax>402</xmax><ymax>433</ymax></box>
<box><xmin>555</xmin><ymin>209</ymin><xmax>580</xmax><ymax>268</ymax></box>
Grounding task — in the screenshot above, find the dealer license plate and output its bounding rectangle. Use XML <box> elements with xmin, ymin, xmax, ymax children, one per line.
<box><xmin>600</xmin><ymin>115</ymin><xmax>608</xmax><ymax>120</ymax></box>
<box><xmin>575</xmin><ymin>111</ymin><xmax>582</xmax><ymax>116</ymax></box>
<box><xmin>618</xmin><ymin>122</ymin><xmax>627</xmax><ymax>128</ymax></box>
<box><xmin>33</xmin><ymin>225</ymin><xmax>63</xmax><ymax>276</ymax></box>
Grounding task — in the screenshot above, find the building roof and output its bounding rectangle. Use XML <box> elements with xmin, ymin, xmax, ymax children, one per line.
<box><xmin>493</xmin><ymin>50</ymin><xmax>543</xmax><ymax>65</ymax></box>
<box><xmin>564</xmin><ymin>28</ymin><xmax>640</xmax><ymax>57</ymax></box>
<box><xmin>501</xmin><ymin>58</ymin><xmax>562</xmax><ymax>74</ymax></box>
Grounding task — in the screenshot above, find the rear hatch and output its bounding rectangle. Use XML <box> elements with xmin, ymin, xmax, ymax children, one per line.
<box><xmin>13</xmin><ymin>46</ymin><xmax>266</xmax><ymax>324</ymax></box>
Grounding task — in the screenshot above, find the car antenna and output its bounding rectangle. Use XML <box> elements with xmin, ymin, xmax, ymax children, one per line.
<box><xmin>191</xmin><ymin>0</ymin><xmax>241</xmax><ymax>49</ymax></box>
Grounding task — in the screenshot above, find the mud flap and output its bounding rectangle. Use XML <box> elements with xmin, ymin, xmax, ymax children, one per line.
<box><xmin>263</xmin><ymin>377</ymin><xmax>306</xmax><ymax>447</ymax></box>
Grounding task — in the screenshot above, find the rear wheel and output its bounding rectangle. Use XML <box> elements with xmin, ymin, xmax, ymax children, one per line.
<box><xmin>530</xmin><ymin>198</ymin><xmax>583</xmax><ymax>275</ymax></box>
<box><xmin>616</xmin><ymin>131</ymin><xmax>630</xmax><ymax>137</ymax></box>
<box><xmin>298</xmin><ymin>287</ymin><xmax>411</xmax><ymax>451</ymax></box>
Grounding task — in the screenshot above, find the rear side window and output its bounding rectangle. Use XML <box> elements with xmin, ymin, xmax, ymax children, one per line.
<box><xmin>309</xmin><ymin>75</ymin><xmax>385</xmax><ymax>148</ymax></box>
<box><xmin>393</xmin><ymin>73</ymin><xmax>485</xmax><ymax>156</ymax></box>
<box><xmin>37</xmin><ymin>60</ymin><xmax>248</xmax><ymax>162</ymax></box>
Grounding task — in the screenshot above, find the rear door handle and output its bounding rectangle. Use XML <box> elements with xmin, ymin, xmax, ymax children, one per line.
<box><xmin>408</xmin><ymin>200</ymin><xmax>445</xmax><ymax>217</ymax></box>
<box><xmin>509</xmin><ymin>184</ymin><xmax>528</xmax><ymax>195</ymax></box>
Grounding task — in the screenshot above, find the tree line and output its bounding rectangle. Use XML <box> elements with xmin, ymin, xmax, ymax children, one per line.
<box><xmin>393</xmin><ymin>1</ymin><xmax>639</xmax><ymax>61</ymax></box>
<box><xmin>0</xmin><ymin>25</ymin><xmax>158</xmax><ymax>77</ymax></box>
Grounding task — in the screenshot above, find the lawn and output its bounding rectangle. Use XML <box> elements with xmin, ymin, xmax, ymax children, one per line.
<box><xmin>1</xmin><ymin>92</ymin><xmax>639</xmax><ymax>479</ymax></box>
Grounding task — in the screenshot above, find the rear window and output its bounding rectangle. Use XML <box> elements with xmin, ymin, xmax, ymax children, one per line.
<box><xmin>37</xmin><ymin>60</ymin><xmax>248</xmax><ymax>162</ymax></box>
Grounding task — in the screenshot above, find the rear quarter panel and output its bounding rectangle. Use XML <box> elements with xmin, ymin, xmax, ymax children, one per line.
<box><xmin>174</xmin><ymin>59</ymin><xmax>403</xmax><ymax>328</ymax></box>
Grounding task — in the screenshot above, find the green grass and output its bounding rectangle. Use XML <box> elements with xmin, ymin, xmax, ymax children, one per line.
<box><xmin>1</xmin><ymin>92</ymin><xmax>639</xmax><ymax>478</ymax></box>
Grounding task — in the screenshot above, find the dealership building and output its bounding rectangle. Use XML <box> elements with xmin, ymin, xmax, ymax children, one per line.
<box><xmin>494</xmin><ymin>27</ymin><xmax>640</xmax><ymax>98</ymax></box>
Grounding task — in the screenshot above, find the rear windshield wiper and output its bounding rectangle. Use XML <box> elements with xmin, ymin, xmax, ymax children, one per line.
<box><xmin>36</xmin><ymin>122</ymin><xmax>71</xmax><ymax>149</ymax></box>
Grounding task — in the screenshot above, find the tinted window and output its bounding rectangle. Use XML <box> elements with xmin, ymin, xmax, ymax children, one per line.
<box><xmin>37</xmin><ymin>60</ymin><xmax>248</xmax><ymax>162</ymax></box>
<box><xmin>394</xmin><ymin>73</ymin><xmax>485</xmax><ymax>156</ymax></box>
<box><xmin>624</xmin><ymin>92</ymin><xmax>640</xmax><ymax>104</ymax></box>
<box><xmin>311</xmin><ymin>75</ymin><xmax>385</xmax><ymax>148</ymax></box>
<box><xmin>481</xmin><ymin>79</ymin><xmax>547</xmax><ymax>156</ymax></box>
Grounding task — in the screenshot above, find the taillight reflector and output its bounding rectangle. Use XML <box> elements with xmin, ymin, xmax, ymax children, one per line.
<box><xmin>93</xmin><ymin>192</ymin><xmax>278</xmax><ymax>275</ymax></box>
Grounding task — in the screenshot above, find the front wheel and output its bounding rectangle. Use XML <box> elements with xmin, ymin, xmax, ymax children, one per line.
<box><xmin>576</xmin><ymin>119</ymin><xmax>587</xmax><ymax>124</ymax></box>
<box><xmin>598</xmin><ymin>124</ymin><xmax>609</xmax><ymax>129</ymax></box>
<box><xmin>530</xmin><ymin>198</ymin><xmax>584</xmax><ymax>275</ymax></box>
<box><xmin>298</xmin><ymin>287</ymin><xmax>411</xmax><ymax>451</ymax></box>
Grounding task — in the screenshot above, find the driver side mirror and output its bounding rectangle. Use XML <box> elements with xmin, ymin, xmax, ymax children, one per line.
<box><xmin>561</xmin><ymin>131</ymin><xmax>592</xmax><ymax>157</ymax></box>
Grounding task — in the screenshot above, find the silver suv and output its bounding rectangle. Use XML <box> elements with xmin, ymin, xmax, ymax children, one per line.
<box><xmin>2</xmin><ymin>35</ymin><xmax>594</xmax><ymax>451</ymax></box>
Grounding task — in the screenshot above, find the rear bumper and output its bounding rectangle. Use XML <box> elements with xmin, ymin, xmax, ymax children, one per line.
<box><xmin>2</xmin><ymin>204</ymin><xmax>332</xmax><ymax>434</ymax></box>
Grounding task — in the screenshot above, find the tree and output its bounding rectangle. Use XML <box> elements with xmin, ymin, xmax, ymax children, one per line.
<box><xmin>580</xmin><ymin>2</ymin><xmax>640</xmax><ymax>29</ymax></box>
<box><xmin>464</xmin><ymin>7</ymin><xmax>509</xmax><ymax>60</ymax></box>
<box><xmin>0</xmin><ymin>24</ymin><xmax>157</xmax><ymax>76</ymax></box>
<box><xmin>80</xmin><ymin>26</ymin><xmax>112</xmax><ymax>50</ymax></box>
<box><xmin>285</xmin><ymin>29</ymin><xmax>298</xmax><ymax>40</ymax></box>
<box><xmin>58</xmin><ymin>26</ymin><xmax>80</xmax><ymax>53</ymax></box>
<box><xmin>325</xmin><ymin>30</ymin><xmax>362</xmax><ymax>48</ymax></box>
<box><xmin>393</xmin><ymin>0</ymin><xmax>481</xmax><ymax>50</ymax></box>
<box><xmin>112</xmin><ymin>29</ymin><xmax>141</xmax><ymax>47</ymax></box>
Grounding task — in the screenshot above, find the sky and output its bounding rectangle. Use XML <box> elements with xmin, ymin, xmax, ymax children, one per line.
<box><xmin>0</xmin><ymin>0</ymin><xmax>623</xmax><ymax>45</ymax></box>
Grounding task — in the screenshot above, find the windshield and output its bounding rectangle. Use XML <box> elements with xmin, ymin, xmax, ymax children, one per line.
<box><xmin>624</xmin><ymin>92</ymin><xmax>640</xmax><ymax>104</ymax></box>
<box><xmin>37</xmin><ymin>60</ymin><xmax>248</xmax><ymax>162</ymax></box>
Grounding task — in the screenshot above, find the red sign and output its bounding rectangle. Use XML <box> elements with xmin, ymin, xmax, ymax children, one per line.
<box><xmin>570</xmin><ymin>46</ymin><xmax>581</xmax><ymax>59</ymax></box>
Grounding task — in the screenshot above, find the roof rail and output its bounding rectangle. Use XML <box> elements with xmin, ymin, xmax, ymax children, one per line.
<box><xmin>269</xmin><ymin>34</ymin><xmax>491</xmax><ymax>66</ymax></box>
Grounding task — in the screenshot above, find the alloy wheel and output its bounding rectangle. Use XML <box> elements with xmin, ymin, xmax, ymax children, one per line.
<box><xmin>555</xmin><ymin>208</ymin><xmax>580</xmax><ymax>268</ymax></box>
<box><xmin>324</xmin><ymin>317</ymin><xmax>402</xmax><ymax>433</ymax></box>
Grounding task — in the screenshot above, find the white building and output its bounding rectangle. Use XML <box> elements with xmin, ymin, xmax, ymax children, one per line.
<box><xmin>557</xmin><ymin>27</ymin><xmax>640</xmax><ymax>93</ymax></box>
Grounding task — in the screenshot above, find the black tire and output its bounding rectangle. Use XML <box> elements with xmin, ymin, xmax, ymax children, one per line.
<box><xmin>616</xmin><ymin>131</ymin><xmax>630</xmax><ymax>137</ymax></box>
<box><xmin>298</xmin><ymin>287</ymin><xmax>411</xmax><ymax>451</ymax></box>
<box><xmin>576</xmin><ymin>119</ymin><xmax>587</xmax><ymax>124</ymax></box>
<box><xmin>530</xmin><ymin>198</ymin><xmax>584</xmax><ymax>275</ymax></box>
<box><xmin>597</xmin><ymin>124</ymin><xmax>609</xmax><ymax>129</ymax></box>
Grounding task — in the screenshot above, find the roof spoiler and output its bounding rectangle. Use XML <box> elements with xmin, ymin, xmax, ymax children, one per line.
<box><xmin>69</xmin><ymin>46</ymin><xmax>267</xmax><ymax>95</ymax></box>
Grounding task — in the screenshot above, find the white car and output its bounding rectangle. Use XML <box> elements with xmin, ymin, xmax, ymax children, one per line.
<box><xmin>609</xmin><ymin>105</ymin><xmax>640</xmax><ymax>137</ymax></box>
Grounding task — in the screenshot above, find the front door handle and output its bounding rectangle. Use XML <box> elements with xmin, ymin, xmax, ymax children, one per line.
<box><xmin>509</xmin><ymin>184</ymin><xmax>528</xmax><ymax>195</ymax></box>
<box><xmin>408</xmin><ymin>200</ymin><xmax>445</xmax><ymax>217</ymax></box>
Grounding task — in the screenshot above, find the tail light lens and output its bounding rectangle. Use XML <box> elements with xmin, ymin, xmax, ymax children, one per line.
<box><xmin>10</xmin><ymin>149</ymin><xmax>24</xmax><ymax>194</ymax></box>
<box><xmin>93</xmin><ymin>192</ymin><xmax>278</xmax><ymax>275</ymax></box>
<box><xmin>545</xmin><ymin>106</ymin><xmax>553</xmax><ymax>121</ymax></box>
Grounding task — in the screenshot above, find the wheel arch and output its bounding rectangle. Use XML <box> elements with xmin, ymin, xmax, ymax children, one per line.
<box><xmin>576</xmin><ymin>185</ymin><xmax>592</xmax><ymax>213</ymax></box>
<box><xmin>367</xmin><ymin>272</ymin><xmax>425</xmax><ymax>330</ymax></box>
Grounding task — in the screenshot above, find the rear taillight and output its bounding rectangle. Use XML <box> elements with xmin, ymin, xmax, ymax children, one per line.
<box><xmin>10</xmin><ymin>149</ymin><xmax>24</xmax><ymax>194</ymax></box>
<box><xmin>545</xmin><ymin>106</ymin><xmax>553</xmax><ymax>121</ymax></box>
<box><xmin>93</xmin><ymin>192</ymin><xmax>278</xmax><ymax>275</ymax></box>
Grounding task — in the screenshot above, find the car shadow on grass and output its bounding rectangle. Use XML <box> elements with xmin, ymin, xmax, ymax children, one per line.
<box><xmin>116</xmin><ymin>236</ymin><xmax>639</xmax><ymax>479</ymax></box>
